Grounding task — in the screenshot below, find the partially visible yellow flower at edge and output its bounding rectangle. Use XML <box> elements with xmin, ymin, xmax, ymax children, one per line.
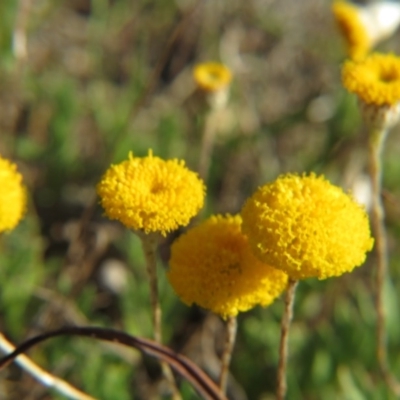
<box><xmin>241</xmin><ymin>173</ymin><xmax>374</xmax><ymax>280</ymax></box>
<box><xmin>333</xmin><ymin>1</ymin><xmax>400</xmax><ymax>61</ymax></box>
<box><xmin>96</xmin><ymin>151</ymin><xmax>205</xmax><ymax>236</ymax></box>
<box><xmin>333</xmin><ymin>1</ymin><xmax>371</xmax><ymax>60</ymax></box>
<box><xmin>0</xmin><ymin>156</ymin><xmax>26</xmax><ymax>233</ymax></box>
<box><xmin>342</xmin><ymin>53</ymin><xmax>400</xmax><ymax>106</ymax></box>
<box><xmin>193</xmin><ymin>62</ymin><xmax>232</xmax><ymax>92</ymax></box>
<box><xmin>167</xmin><ymin>214</ymin><xmax>288</xmax><ymax>319</ymax></box>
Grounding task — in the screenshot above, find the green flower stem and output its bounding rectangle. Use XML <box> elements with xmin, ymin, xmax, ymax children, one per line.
<box><xmin>138</xmin><ymin>232</ymin><xmax>182</xmax><ymax>400</ymax></box>
<box><xmin>198</xmin><ymin>88</ymin><xmax>228</xmax><ymax>181</ymax></box>
<box><xmin>218</xmin><ymin>316</ymin><xmax>237</xmax><ymax>395</ymax></box>
<box><xmin>139</xmin><ymin>232</ymin><xmax>162</xmax><ymax>342</ymax></box>
<box><xmin>368</xmin><ymin>128</ymin><xmax>400</xmax><ymax>395</ymax></box>
<box><xmin>198</xmin><ymin>108</ymin><xmax>218</xmax><ymax>181</ymax></box>
<box><xmin>277</xmin><ymin>279</ymin><xmax>298</xmax><ymax>400</ymax></box>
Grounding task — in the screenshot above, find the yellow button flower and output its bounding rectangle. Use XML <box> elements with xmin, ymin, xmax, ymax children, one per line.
<box><xmin>342</xmin><ymin>53</ymin><xmax>400</xmax><ymax>130</ymax></box>
<box><xmin>342</xmin><ymin>53</ymin><xmax>400</xmax><ymax>107</ymax></box>
<box><xmin>193</xmin><ymin>62</ymin><xmax>232</xmax><ymax>93</ymax></box>
<box><xmin>0</xmin><ymin>156</ymin><xmax>27</xmax><ymax>233</ymax></box>
<box><xmin>97</xmin><ymin>151</ymin><xmax>205</xmax><ymax>236</ymax></box>
<box><xmin>167</xmin><ymin>214</ymin><xmax>288</xmax><ymax>318</ymax></box>
<box><xmin>333</xmin><ymin>1</ymin><xmax>400</xmax><ymax>61</ymax></box>
<box><xmin>241</xmin><ymin>173</ymin><xmax>374</xmax><ymax>280</ymax></box>
<box><xmin>333</xmin><ymin>1</ymin><xmax>371</xmax><ymax>60</ymax></box>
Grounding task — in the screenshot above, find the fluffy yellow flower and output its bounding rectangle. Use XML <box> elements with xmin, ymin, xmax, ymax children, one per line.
<box><xmin>333</xmin><ymin>1</ymin><xmax>371</xmax><ymax>60</ymax></box>
<box><xmin>0</xmin><ymin>156</ymin><xmax>26</xmax><ymax>233</ymax></box>
<box><xmin>97</xmin><ymin>151</ymin><xmax>205</xmax><ymax>236</ymax></box>
<box><xmin>241</xmin><ymin>174</ymin><xmax>374</xmax><ymax>280</ymax></box>
<box><xmin>193</xmin><ymin>62</ymin><xmax>232</xmax><ymax>92</ymax></box>
<box><xmin>333</xmin><ymin>1</ymin><xmax>400</xmax><ymax>61</ymax></box>
<box><xmin>167</xmin><ymin>214</ymin><xmax>288</xmax><ymax>318</ymax></box>
<box><xmin>342</xmin><ymin>53</ymin><xmax>400</xmax><ymax>106</ymax></box>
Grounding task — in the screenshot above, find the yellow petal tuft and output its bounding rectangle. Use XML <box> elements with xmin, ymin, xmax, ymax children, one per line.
<box><xmin>193</xmin><ymin>62</ymin><xmax>232</xmax><ymax>92</ymax></box>
<box><xmin>342</xmin><ymin>53</ymin><xmax>400</xmax><ymax>106</ymax></box>
<box><xmin>332</xmin><ymin>1</ymin><xmax>371</xmax><ymax>60</ymax></box>
<box><xmin>241</xmin><ymin>173</ymin><xmax>374</xmax><ymax>280</ymax></box>
<box><xmin>168</xmin><ymin>214</ymin><xmax>288</xmax><ymax>318</ymax></box>
<box><xmin>97</xmin><ymin>151</ymin><xmax>205</xmax><ymax>236</ymax></box>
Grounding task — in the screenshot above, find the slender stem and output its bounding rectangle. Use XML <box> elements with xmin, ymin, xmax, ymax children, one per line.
<box><xmin>198</xmin><ymin>109</ymin><xmax>218</xmax><ymax>181</ymax></box>
<box><xmin>0</xmin><ymin>332</ymin><xmax>96</xmax><ymax>400</ymax></box>
<box><xmin>276</xmin><ymin>279</ymin><xmax>298</xmax><ymax>400</ymax></box>
<box><xmin>368</xmin><ymin>128</ymin><xmax>400</xmax><ymax>395</ymax></box>
<box><xmin>218</xmin><ymin>316</ymin><xmax>237</xmax><ymax>395</ymax></box>
<box><xmin>138</xmin><ymin>232</ymin><xmax>182</xmax><ymax>400</ymax></box>
<box><xmin>139</xmin><ymin>233</ymin><xmax>162</xmax><ymax>343</ymax></box>
<box><xmin>198</xmin><ymin>88</ymin><xmax>229</xmax><ymax>181</ymax></box>
<box><xmin>369</xmin><ymin>128</ymin><xmax>388</xmax><ymax>370</ymax></box>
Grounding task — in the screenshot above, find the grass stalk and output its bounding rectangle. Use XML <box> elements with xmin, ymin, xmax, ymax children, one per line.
<box><xmin>218</xmin><ymin>316</ymin><xmax>237</xmax><ymax>395</ymax></box>
<box><xmin>138</xmin><ymin>232</ymin><xmax>182</xmax><ymax>400</ymax></box>
<box><xmin>368</xmin><ymin>127</ymin><xmax>400</xmax><ymax>395</ymax></box>
<box><xmin>276</xmin><ymin>279</ymin><xmax>298</xmax><ymax>400</ymax></box>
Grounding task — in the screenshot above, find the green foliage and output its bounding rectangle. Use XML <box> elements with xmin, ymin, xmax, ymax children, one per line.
<box><xmin>1</xmin><ymin>0</ymin><xmax>400</xmax><ymax>399</ymax></box>
<box><xmin>0</xmin><ymin>216</ymin><xmax>44</xmax><ymax>337</ymax></box>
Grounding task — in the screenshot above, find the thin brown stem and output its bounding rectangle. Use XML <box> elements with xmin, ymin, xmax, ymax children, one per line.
<box><xmin>218</xmin><ymin>316</ymin><xmax>237</xmax><ymax>395</ymax></box>
<box><xmin>276</xmin><ymin>279</ymin><xmax>298</xmax><ymax>400</ymax></box>
<box><xmin>368</xmin><ymin>128</ymin><xmax>400</xmax><ymax>395</ymax></box>
<box><xmin>138</xmin><ymin>232</ymin><xmax>182</xmax><ymax>400</ymax></box>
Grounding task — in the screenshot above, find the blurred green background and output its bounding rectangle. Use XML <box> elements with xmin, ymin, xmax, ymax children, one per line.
<box><xmin>1</xmin><ymin>0</ymin><xmax>400</xmax><ymax>399</ymax></box>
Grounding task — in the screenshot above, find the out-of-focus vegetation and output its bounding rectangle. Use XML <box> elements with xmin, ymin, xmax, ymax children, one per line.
<box><xmin>0</xmin><ymin>0</ymin><xmax>400</xmax><ymax>399</ymax></box>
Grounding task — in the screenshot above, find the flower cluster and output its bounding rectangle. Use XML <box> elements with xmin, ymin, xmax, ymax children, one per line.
<box><xmin>241</xmin><ymin>173</ymin><xmax>374</xmax><ymax>280</ymax></box>
<box><xmin>0</xmin><ymin>156</ymin><xmax>26</xmax><ymax>233</ymax></box>
<box><xmin>97</xmin><ymin>152</ymin><xmax>373</xmax><ymax>314</ymax></box>
<box><xmin>97</xmin><ymin>151</ymin><xmax>205</xmax><ymax>236</ymax></box>
<box><xmin>167</xmin><ymin>214</ymin><xmax>288</xmax><ymax>318</ymax></box>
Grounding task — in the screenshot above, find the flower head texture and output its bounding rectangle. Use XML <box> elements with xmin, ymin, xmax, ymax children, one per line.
<box><xmin>167</xmin><ymin>214</ymin><xmax>288</xmax><ymax>318</ymax></box>
<box><xmin>342</xmin><ymin>53</ymin><xmax>400</xmax><ymax>106</ymax></box>
<box><xmin>333</xmin><ymin>1</ymin><xmax>371</xmax><ymax>60</ymax></box>
<box><xmin>241</xmin><ymin>173</ymin><xmax>374</xmax><ymax>280</ymax></box>
<box><xmin>0</xmin><ymin>156</ymin><xmax>27</xmax><ymax>233</ymax></box>
<box><xmin>193</xmin><ymin>62</ymin><xmax>232</xmax><ymax>92</ymax></box>
<box><xmin>97</xmin><ymin>151</ymin><xmax>205</xmax><ymax>236</ymax></box>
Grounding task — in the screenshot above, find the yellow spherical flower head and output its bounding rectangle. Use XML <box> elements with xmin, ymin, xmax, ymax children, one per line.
<box><xmin>241</xmin><ymin>174</ymin><xmax>374</xmax><ymax>280</ymax></box>
<box><xmin>193</xmin><ymin>62</ymin><xmax>232</xmax><ymax>92</ymax></box>
<box><xmin>333</xmin><ymin>1</ymin><xmax>372</xmax><ymax>60</ymax></box>
<box><xmin>96</xmin><ymin>151</ymin><xmax>205</xmax><ymax>236</ymax></box>
<box><xmin>342</xmin><ymin>53</ymin><xmax>400</xmax><ymax>106</ymax></box>
<box><xmin>0</xmin><ymin>156</ymin><xmax>27</xmax><ymax>233</ymax></box>
<box><xmin>167</xmin><ymin>214</ymin><xmax>288</xmax><ymax>319</ymax></box>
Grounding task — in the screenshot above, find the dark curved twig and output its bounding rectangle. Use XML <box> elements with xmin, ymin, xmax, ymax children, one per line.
<box><xmin>0</xmin><ymin>326</ymin><xmax>227</xmax><ymax>400</ymax></box>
